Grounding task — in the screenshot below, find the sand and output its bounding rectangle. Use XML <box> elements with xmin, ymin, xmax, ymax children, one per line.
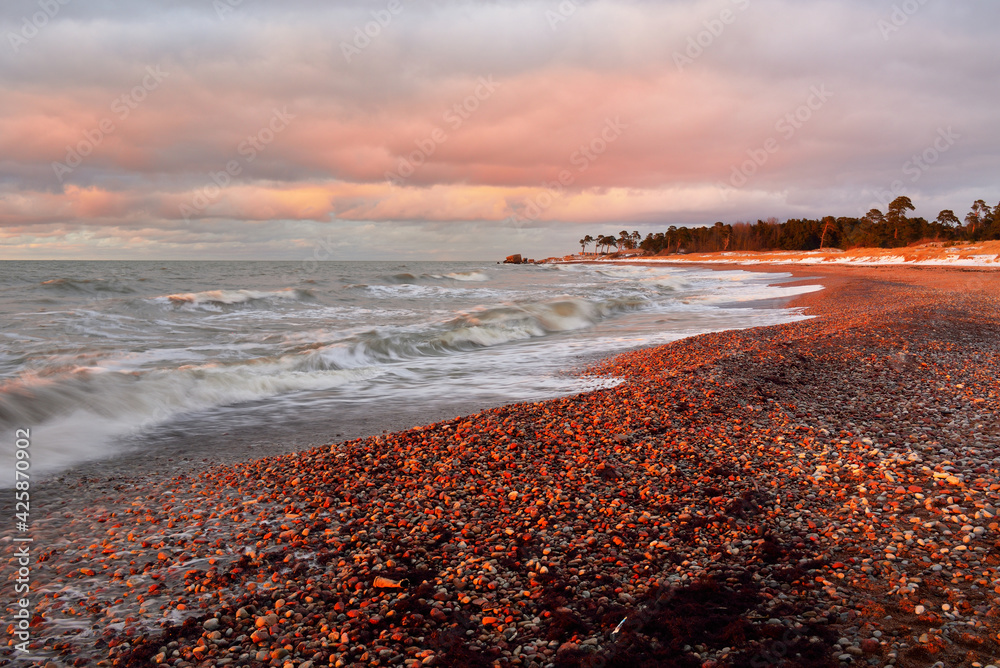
<box><xmin>2</xmin><ymin>264</ymin><xmax>999</xmax><ymax>668</ymax></box>
<box><xmin>611</xmin><ymin>240</ymin><xmax>1000</xmax><ymax>268</ymax></box>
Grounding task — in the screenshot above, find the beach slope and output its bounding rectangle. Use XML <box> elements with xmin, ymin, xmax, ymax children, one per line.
<box><xmin>4</xmin><ymin>266</ymin><xmax>1000</xmax><ymax>668</ymax></box>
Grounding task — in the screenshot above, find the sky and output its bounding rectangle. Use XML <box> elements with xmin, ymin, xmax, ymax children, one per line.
<box><xmin>1</xmin><ymin>0</ymin><xmax>998</xmax><ymax>260</ymax></box>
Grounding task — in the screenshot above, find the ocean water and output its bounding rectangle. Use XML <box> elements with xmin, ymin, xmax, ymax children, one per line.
<box><xmin>0</xmin><ymin>260</ymin><xmax>822</xmax><ymax>482</ymax></box>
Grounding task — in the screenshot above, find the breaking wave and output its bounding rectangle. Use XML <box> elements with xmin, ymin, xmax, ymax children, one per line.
<box><xmin>0</xmin><ymin>259</ymin><xmax>824</xmax><ymax>481</ymax></box>
<box><xmin>383</xmin><ymin>271</ymin><xmax>489</xmax><ymax>285</ymax></box>
<box><xmin>40</xmin><ymin>278</ymin><xmax>137</xmax><ymax>295</ymax></box>
<box><xmin>0</xmin><ymin>295</ymin><xmax>643</xmax><ymax>449</ymax></box>
<box><xmin>158</xmin><ymin>288</ymin><xmax>313</xmax><ymax>309</ymax></box>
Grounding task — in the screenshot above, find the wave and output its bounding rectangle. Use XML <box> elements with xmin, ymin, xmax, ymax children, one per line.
<box><xmin>39</xmin><ymin>277</ymin><xmax>136</xmax><ymax>294</ymax></box>
<box><xmin>0</xmin><ymin>261</ymin><xmax>830</xmax><ymax>484</ymax></box>
<box><xmin>158</xmin><ymin>288</ymin><xmax>313</xmax><ymax>309</ymax></box>
<box><xmin>0</xmin><ymin>295</ymin><xmax>643</xmax><ymax>452</ymax></box>
<box><xmin>0</xmin><ymin>358</ymin><xmax>378</xmax><ymax>450</ymax></box>
<box><xmin>555</xmin><ymin>264</ymin><xmax>688</xmax><ymax>292</ymax></box>
<box><xmin>445</xmin><ymin>271</ymin><xmax>489</xmax><ymax>282</ymax></box>
<box><xmin>304</xmin><ymin>295</ymin><xmax>648</xmax><ymax>369</ymax></box>
<box><xmin>382</xmin><ymin>271</ymin><xmax>489</xmax><ymax>285</ymax></box>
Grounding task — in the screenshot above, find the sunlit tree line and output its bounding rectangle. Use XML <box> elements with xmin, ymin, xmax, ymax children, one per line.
<box><xmin>578</xmin><ymin>231</ymin><xmax>642</xmax><ymax>254</ymax></box>
<box><xmin>579</xmin><ymin>197</ymin><xmax>1000</xmax><ymax>255</ymax></box>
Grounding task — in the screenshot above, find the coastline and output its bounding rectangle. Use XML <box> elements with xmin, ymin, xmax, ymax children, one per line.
<box><xmin>561</xmin><ymin>239</ymin><xmax>1000</xmax><ymax>268</ymax></box>
<box><xmin>6</xmin><ymin>262</ymin><xmax>820</xmax><ymax>491</ymax></box>
<box><xmin>3</xmin><ymin>265</ymin><xmax>1000</xmax><ymax>667</ymax></box>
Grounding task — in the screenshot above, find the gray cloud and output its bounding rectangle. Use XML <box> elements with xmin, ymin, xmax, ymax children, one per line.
<box><xmin>1</xmin><ymin>0</ymin><xmax>998</xmax><ymax>257</ymax></box>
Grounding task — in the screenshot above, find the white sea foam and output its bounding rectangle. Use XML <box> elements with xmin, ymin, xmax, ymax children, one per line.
<box><xmin>0</xmin><ymin>260</ymin><xmax>823</xmax><ymax>482</ymax></box>
<box><xmin>159</xmin><ymin>288</ymin><xmax>310</xmax><ymax>308</ymax></box>
<box><xmin>444</xmin><ymin>271</ymin><xmax>489</xmax><ymax>281</ymax></box>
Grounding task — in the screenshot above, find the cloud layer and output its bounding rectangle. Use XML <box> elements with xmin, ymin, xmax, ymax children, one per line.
<box><xmin>1</xmin><ymin>0</ymin><xmax>998</xmax><ymax>259</ymax></box>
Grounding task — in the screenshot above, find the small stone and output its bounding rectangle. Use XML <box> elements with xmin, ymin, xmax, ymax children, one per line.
<box><xmin>860</xmin><ymin>638</ymin><xmax>880</xmax><ymax>654</ymax></box>
<box><xmin>256</xmin><ymin>613</ymin><xmax>278</xmax><ymax>627</ymax></box>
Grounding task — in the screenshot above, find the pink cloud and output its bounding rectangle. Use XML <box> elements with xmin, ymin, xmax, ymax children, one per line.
<box><xmin>1</xmin><ymin>0</ymin><xmax>996</xmax><ymax>253</ymax></box>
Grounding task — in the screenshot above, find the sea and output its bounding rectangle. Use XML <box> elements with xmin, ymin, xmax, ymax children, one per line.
<box><xmin>0</xmin><ymin>260</ymin><xmax>822</xmax><ymax>484</ymax></box>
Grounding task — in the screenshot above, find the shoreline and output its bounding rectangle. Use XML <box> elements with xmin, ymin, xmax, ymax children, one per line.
<box><xmin>9</xmin><ymin>263</ymin><xmax>820</xmax><ymax>492</ymax></box>
<box><xmin>553</xmin><ymin>239</ymin><xmax>1000</xmax><ymax>268</ymax></box>
<box><xmin>3</xmin><ymin>265</ymin><xmax>999</xmax><ymax>667</ymax></box>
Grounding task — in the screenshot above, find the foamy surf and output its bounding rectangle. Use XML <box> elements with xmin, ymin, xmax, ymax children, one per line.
<box><xmin>161</xmin><ymin>287</ymin><xmax>312</xmax><ymax>308</ymax></box>
<box><xmin>0</xmin><ymin>359</ymin><xmax>382</xmax><ymax>477</ymax></box>
<box><xmin>0</xmin><ymin>260</ymin><xmax>822</xmax><ymax>483</ymax></box>
<box><xmin>382</xmin><ymin>271</ymin><xmax>490</xmax><ymax>285</ymax></box>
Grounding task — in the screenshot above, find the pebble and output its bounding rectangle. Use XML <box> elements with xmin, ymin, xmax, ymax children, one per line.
<box><xmin>4</xmin><ymin>268</ymin><xmax>1000</xmax><ymax>667</ymax></box>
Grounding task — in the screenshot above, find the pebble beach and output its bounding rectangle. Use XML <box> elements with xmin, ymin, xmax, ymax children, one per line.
<box><xmin>3</xmin><ymin>265</ymin><xmax>1000</xmax><ymax>668</ymax></box>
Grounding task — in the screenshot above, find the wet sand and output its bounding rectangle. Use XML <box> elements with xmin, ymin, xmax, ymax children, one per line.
<box><xmin>3</xmin><ymin>264</ymin><xmax>999</xmax><ymax>668</ymax></box>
